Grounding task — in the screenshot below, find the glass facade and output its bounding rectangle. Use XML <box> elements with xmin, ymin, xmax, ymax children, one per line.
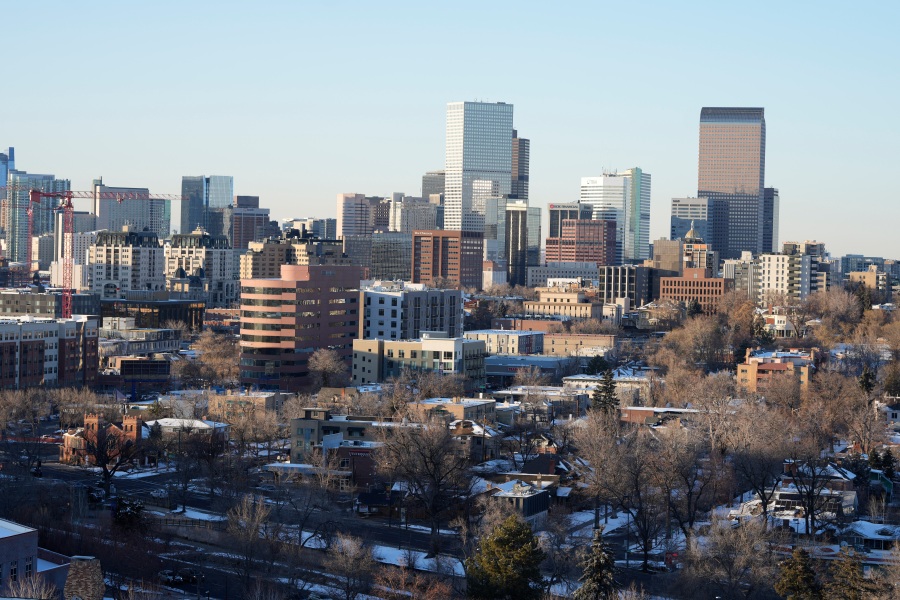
<box><xmin>7</xmin><ymin>171</ymin><xmax>70</xmax><ymax>264</ymax></box>
<box><xmin>444</xmin><ymin>102</ymin><xmax>514</xmax><ymax>232</ymax></box>
<box><xmin>698</xmin><ymin>107</ymin><xmax>766</xmax><ymax>259</ymax></box>
<box><xmin>579</xmin><ymin>168</ymin><xmax>650</xmax><ymax>264</ymax></box>
<box><xmin>180</xmin><ymin>175</ymin><xmax>206</xmax><ymax>233</ymax></box>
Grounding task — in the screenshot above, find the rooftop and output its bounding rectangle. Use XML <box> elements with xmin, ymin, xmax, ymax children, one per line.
<box><xmin>0</xmin><ymin>518</ymin><xmax>35</xmax><ymax>538</ymax></box>
<box><xmin>465</xmin><ymin>329</ymin><xmax>543</xmax><ymax>336</ymax></box>
<box><xmin>416</xmin><ymin>397</ymin><xmax>495</xmax><ymax>407</ymax></box>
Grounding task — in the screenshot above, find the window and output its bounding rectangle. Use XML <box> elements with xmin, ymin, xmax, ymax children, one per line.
<box><xmin>9</xmin><ymin>562</ymin><xmax>16</xmax><ymax>583</ymax></box>
<box><xmin>24</xmin><ymin>557</ymin><xmax>31</xmax><ymax>578</ymax></box>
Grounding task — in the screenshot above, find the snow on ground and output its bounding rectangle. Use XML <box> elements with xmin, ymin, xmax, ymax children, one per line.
<box><xmin>399</xmin><ymin>524</ymin><xmax>458</xmax><ymax>536</ymax></box>
<box><xmin>569</xmin><ymin>509</ymin><xmax>629</xmax><ymax>538</ymax></box>
<box><xmin>171</xmin><ymin>508</ymin><xmax>226</xmax><ymax>522</ymax></box>
<box><xmin>113</xmin><ymin>467</ymin><xmax>174</xmax><ymax>479</ymax></box>
<box><xmin>371</xmin><ymin>544</ymin><xmax>464</xmax><ymax>577</ymax></box>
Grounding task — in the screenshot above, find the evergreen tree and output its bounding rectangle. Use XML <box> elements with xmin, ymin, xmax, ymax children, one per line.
<box><xmin>857</xmin><ymin>365</ymin><xmax>876</xmax><ymax>398</ymax></box>
<box><xmin>824</xmin><ymin>548</ymin><xmax>878</xmax><ymax>600</ymax></box>
<box><xmin>591</xmin><ymin>370</ymin><xmax>618</xmax><ymax>415</ymax></box>
<box><xmin>883</xmin><ymin>448</ymin><xmax>896</xmax><ymax>481</ymax></box>
<box><xmin>585</xmin><ymin>355</ymin><xmax>609</xmax><ymax>375</ymax></box>
<box><xmin>774</xmin><ymin>547</ymin><xmax>821</xmax><ymax>600</ymax></box>
<box><xmin>465</xmin><ymin>515</ymin><xmax>545</xmax><ymax>600</ymax></box>
<box><xmin>687</xmin><ymin>298</ymin><xmax>703</xmax><ymax>317</ymax></box>
<box><xmin>869</xmin><ymin>449</ymin><xmax>884</xmax><ymax>471</ymax></box>
<box><xmin>573</xmin><ymin>527</ymin><xmax>617</xmax><ymax>600</ymax></box>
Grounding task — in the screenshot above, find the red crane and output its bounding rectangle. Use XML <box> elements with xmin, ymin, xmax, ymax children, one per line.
<box><xmin>0</xmin><ymin>187</ymin><xmax>181</xmax><ymax>318</ymax></box>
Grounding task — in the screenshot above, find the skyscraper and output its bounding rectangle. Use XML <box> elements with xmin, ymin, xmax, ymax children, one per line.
<box><xmin>180</xmin><ymin>175</ymin><xmax>234</xmax><ymax>233</ymax></box>
<box><xmin>336</xmin><ymin>193</ymin><xmax>373</xmax><ymax>238</ymax></box>
<box><xmin>763</xmin><ymin>187</ymin><xmax>780</xmax><ymax>254</ymax></box>
<box><xmin>421</xmin><ymin>170</ymin><xmax>445</xmax><ymax>201</ymax></box>
<box><xmin>444</xmin><ymin>101</ymin><xmax>514</xmax><ymax>232</ymax></box>
<box><xmin>7</xmin><ymin>171</ymin><xmax>70</xmax><ymax>264</ymax></box>
<box><xmin>510</xmin><ymin>130</ymin><xmax>530</xmax><ymax>201</ymax></box>
<box><xmin>698</xmin><ymin>107</ymin><xmax>766</xmax><ymax>259</ymax></box>
<box><xmin>548</xmin><ymin>202</ymin><xmax>592</xmax><ymax>239</ymax></box>
<box><xmin>579</xmin><ymin>168</ymin><xmax>651</xmax><ymax>264</ymax></box>
<box><xmin>93</xmin><ymin>179</ymin><xmax>169</xmax><ymax>240</ymax></box>
<box><xmin>505</xmin><ymin>201</ymin><xmax>528</xmax><ymax>287</ymax></box>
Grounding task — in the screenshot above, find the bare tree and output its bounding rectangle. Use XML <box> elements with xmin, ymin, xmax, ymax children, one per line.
<box><xmin>604</xmin><ymin>429</ymin><xmax>668</xmax><ymax>571</ymax></box>
<box><xmin>308</xmin><ymin>348</ymin><xmax>350</xmax><ymax>391</ymax></box>
<box><xmin>227</xmin><ymin>494</ymin><xmax>272</xmax><ymax>587</ymax></box>
<box><xmin>680</xmin><ymin>518</ymin><xmax>779</xmax><ymax>600</ymax></box>
<box><xmin>375</xmin><ymin>419</ymin><xmax>470</xmax><ymax>552</ymax></box>
<box><xmin>692</xmin><ymin>372</ymin><xmax>738</xmax><ymax>456</ymax></box>
<box><xmin>325</xmin><ymin>533</ymin><xmax>377</xmax><ymax>600</ymax></box>
<box><xmin>513</xmin><ymin>365</ymin><xmax>550</xmax><ymax>388</ymax></box>
<box><xmin>81</xmin><ymin>420</ymin><xmax>140</xmax><ymax>496</ymax></box>
<box><xmin>374</xmin><ymin>564</ymin><xmax>452</xmax><ymax>600</ymax></box>
<box><xmin>3</xmin><ymin>575</ymin><xmax>58</xmax><ymax>600</ymax></box>
<box><xmin>731</xmin><ymin>402</ymin><xmax>791</xmax><ymax>528</ymax></box>
<box><xmin>654</xmin><ymin>425</ymin><xmax>724</xmax><ymax>540</ymax></box>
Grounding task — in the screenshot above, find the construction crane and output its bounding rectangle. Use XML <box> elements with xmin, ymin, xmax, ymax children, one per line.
<box><xmin>0</xmin><ymin>187</ymin><xmax>181</xmax><ymax>318</ymax></box>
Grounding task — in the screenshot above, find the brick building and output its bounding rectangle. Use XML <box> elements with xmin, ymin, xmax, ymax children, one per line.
<box><xmin>0</xmin><ymin>316</ymin><xmax>98</xmax><ymax>389</ymax></box>
<box><xmin>544</xmin><ymin>219</ymin><xmax>616</xmax><ymax>266</ymax></box>
<box><xmin>239</xmin><ymin>264</ymin><xmax>363</xmax><ymax>392</ymax></box>
<box><xmin>411</xmin><ymin>229</ymin><xmax>483</xmax><ymax>289</ymax></box>
<box><xmin>659</xmin><ymin>267</ymin><xmax>734</xmax><ymax>315</ymax></box>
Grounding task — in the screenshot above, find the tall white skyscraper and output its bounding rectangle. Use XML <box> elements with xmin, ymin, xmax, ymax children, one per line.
<box><xmin>579</xmin><ymin>168</ymin><xmax>651</xmax><ymax>264</ymax></box>
<box><xmin>444</xmin><ymin>101</ymin><xmax>514</xmax><ymax>232</ymax></box>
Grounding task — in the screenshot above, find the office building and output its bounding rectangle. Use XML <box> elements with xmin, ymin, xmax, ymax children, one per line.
<box><xmin>526</xmin><ymin>262</ymin><xmax>600</xmax><ymax>288</ymax></box>
<box><xmin>649</xmin><ymin>238</ymin><xmax>683</xmax><ymax>275</ymax></box>
<box><xmin>240</xmin><ymin>232</ymin><xmax>347</xmax><ymax>280</ymax></box>
<box><xmin>698</xmin><ymin>107</ymin><xmax>766</xmax><ymax>258</ymax></box>
<box><xmin>359</xmin><ymin>280</ymin><xmax>462</xmax><ymax>340</ymax></box>
<box><xmin>545</xmin><ymin>219</ymin><xmax>616</xmax><ymax>267</ymax></box>
<box><xmin>180</xmin><ymin>175</ymin><xmax>233</xmax><ymax>234</ymax></box>
<box><xmin>763</xmin><ymin>187</ymin><xmax>780</xmax><ymax>253</ymax></box>
<box><xmin>422</xmin><ymin>170</ymin><xmax>446</xmax><ymax>200</ymax></box>
<box><xmin>579</xmin><ymin>168</ymin><xmax>651</xmax><ymax>263</ymax></box>
<box><xmin>343</xmin><ymin>233</ymin><xmax>413</xmax><ymax>281</ymax></box>
<box><xmin>164</xmin><ymin>229</ymin><xmax>237</xmax><ymax>308</ymax></box>
<box><xmin>505</xmin><ymin>201</ymin><xmax>529</xmax><ymax>287</ymax></box>
<box><xmin>283</xmin><ymin>217</ymin><xmax>338</xmax><ymax>240</ymax></box>
<box><xmin>388</xmin><ymin>196</ymin><xmax>440</xmax><ymax>234</ymax></box>
<box><xmin>510</xmin><ymin>129</ymin><xmax>530</xmax><ymax>201</ymax></box>
<box><xmin>351</xmin><ymin>332</ymin><xmax>486</xmax><ymax>391</ymax></box>
<box><xmin>240</xmin><ymin>263</ymin><xmax>362</xmax><ymax>391</ymax></box>
<box><xmin>0</xmin><ymin>148</ymin><xmax>13</xmax><ymax>241</ymax></box>
<box><xmin>6</xmin><ymin>170</ymin><xmax>70</xmax><ymax>264</ymax></box>
<box><xmin>88</xmin><ymin>229</ymin><xmax>165</xmax><ymax>298</ymax></box>
<box><xmin>100</xmin><ymin>294</ymin><xmax>205</xmax><ymax>331</ymax></box>
<box><xmin>444</xmin><ymin>101</ymin><xmax>514</xmax><ymax>232</ymax></box>
<box><xmin>336</xmin><ymin>193</ymin><xmax>376</xmax><ymax>238</ymax></box>
<box><xmin>94</xmin><ymin>178</ymin><xmax>169</xmax><ymax>240</ymax></box>
<box><xmin>671</xmin><ymin>197</ymin><xmax>714</xmax><ymax>242</ymax></box>
<box><xmin>596</xmin><ymin>265</ymin><xmax>652</xmax><ymax>306</ymax></box>
<box><xmin>659</xmin><ymin>268</ymin><xmax>734</xmax><ymax>315</ymax></box>
<box><xmin>548</xmin><ymin>202</ymin><xmax>593</xmax><ymax>238</ymax></box>
<box><xmin>682</xmin><ymin>224</ymin><xmax>719</xmax><ymax>274</ymax></box>
<box><xmin>411</xmin><ymin>229</ymin><xmax>483</xmax><ymax>289</ymax></box>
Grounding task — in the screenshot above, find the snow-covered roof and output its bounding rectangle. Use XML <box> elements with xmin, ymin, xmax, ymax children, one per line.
<box><xmin>144</xmin><ymin>418</ymin><xmax>228</xmax><ymax>430</ymax></box>
<box><xmin>841</xmin><ymin>521</ymin><xmax>900</xmax><ymax>540</ymax></box>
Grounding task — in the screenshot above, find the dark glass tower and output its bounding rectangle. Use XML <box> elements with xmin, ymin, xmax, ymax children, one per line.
<box><xmin>698</xmin><ymin>107</ymin><xmax>766</xmax><ymax>259</ymax></box>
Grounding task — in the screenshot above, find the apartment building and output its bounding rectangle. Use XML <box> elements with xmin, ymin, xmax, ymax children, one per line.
<box><xmin>351</xmin><ymin>332</ymin><xmax>486</xmax><ymax>391</ymax></box>
<box><xmin>359</xmin><ymin>280</ymin><xmax>462</xmax><ymax>340</ymax></box>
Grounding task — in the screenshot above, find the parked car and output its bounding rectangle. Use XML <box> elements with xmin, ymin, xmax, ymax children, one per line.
<box><xmin>177</xmin><ymin>568</ymin><xmax>204</xmax><ymax>583</ymax></box>
<box><xmin>150</xmin><ymin>488</ymin><xmax>169</xmax><ymax>499</ymax></box>
<box><xmin>157</xmin><ymin>570</ymin><xmax>183</xmax><ymax>584</ymax></box>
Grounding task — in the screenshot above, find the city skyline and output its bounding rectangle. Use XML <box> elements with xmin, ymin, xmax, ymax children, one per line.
<box><xmin>1</xmin><ymin>2</ymin><xmax>898</xmax><ymax>256</ymax></box>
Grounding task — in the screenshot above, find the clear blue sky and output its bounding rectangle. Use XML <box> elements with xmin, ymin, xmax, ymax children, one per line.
<box><xmin>3</xmin><ymin>1</ymin><xmax>898</xmax><ymax>257</ymax></box>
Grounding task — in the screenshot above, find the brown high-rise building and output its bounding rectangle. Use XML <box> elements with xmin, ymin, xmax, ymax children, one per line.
<box><xmin>239</xmin><ymin>264</ymin><xmax>363</xmax><ymax>392</ymax></box>
<box><xmin>698</xmin><ymin>107</ymin><xmax>766</xmax><ymax>259</ymax></box>
<box><xmin>411</xmin><ymin>230</ymin><xmax>483</xmax><ymax>289</ymax></box>
<box><xmin>545</xmin><ymin>219</ymin><xmax>616</xmax><ymax>266</ymax></box>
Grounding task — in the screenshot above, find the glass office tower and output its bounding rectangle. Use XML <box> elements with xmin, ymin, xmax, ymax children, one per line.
<box><xmin>444</xmin><ymin>101</ymin><xmax>514</xmax><ymax>232</ymax></box>
<box><xmin>698</xmin><ymin>107</ymin><xmax>766</xmax><ymax>259</ymax></box>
